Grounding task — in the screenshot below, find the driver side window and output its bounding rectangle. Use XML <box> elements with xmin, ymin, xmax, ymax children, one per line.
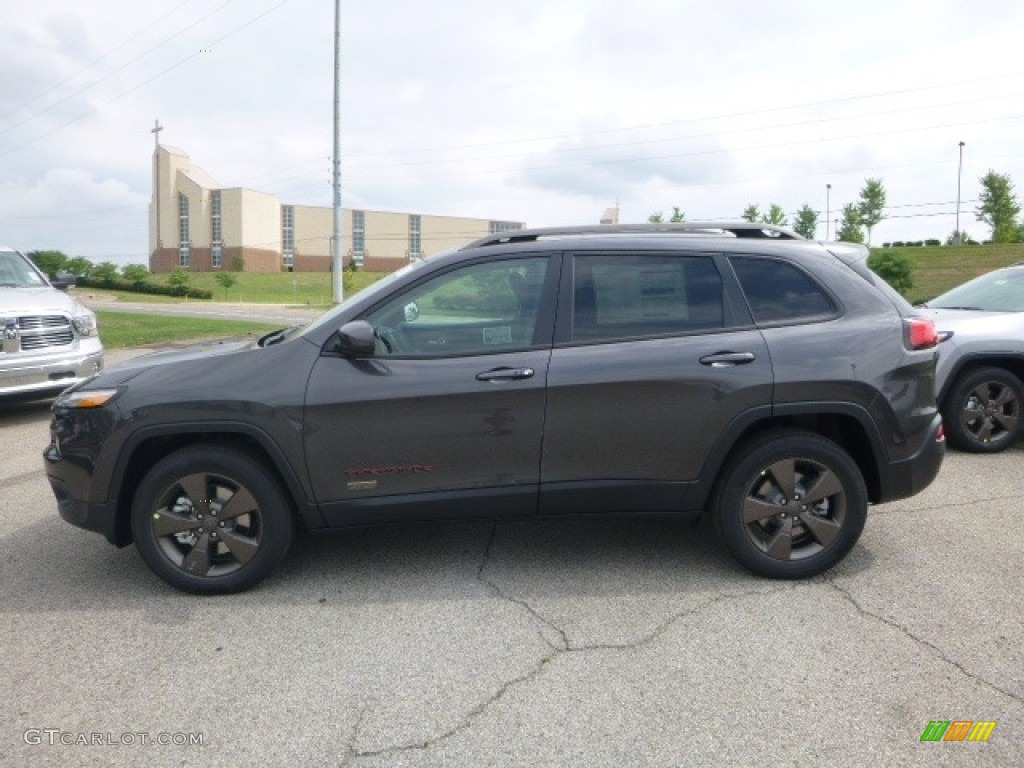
<box><xmin>364</xmin><ymin>257</ymin><xmax>548</xmax><ymax>357</ymax></box>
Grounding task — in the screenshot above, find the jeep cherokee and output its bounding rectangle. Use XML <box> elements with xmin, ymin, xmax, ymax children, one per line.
<box><xmin>44</xmin><ymin>223</ymin><xmax>945</xmax><ymax>593</ymax></box>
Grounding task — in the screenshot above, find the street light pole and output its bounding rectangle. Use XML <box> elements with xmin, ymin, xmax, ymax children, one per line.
<box><xmin>825</xmin><ymin>183</ymin><xmax>832</xmax><ymax>240</ymax></box>
<box><xmin>331</xmin><ymin>0</ymin><xmax>344</xmax><ymax>303</ymax></box>
<box><xmin>955</xmin><ymin>141</ymin><xmax>965</xmax><ymax>246</ymax></box>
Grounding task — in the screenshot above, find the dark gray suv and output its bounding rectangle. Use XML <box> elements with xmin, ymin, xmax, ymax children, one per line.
<box><xmin>44</xmin><ymin>223</ymin><xmax>945</xmax><ymax>593</ymax></box>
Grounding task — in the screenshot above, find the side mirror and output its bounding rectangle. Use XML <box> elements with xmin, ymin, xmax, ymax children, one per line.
<box><xmin>336</xmin><ymin>320</ymin><xmax>376</xmax><ymax>357</ymax></box>
<box><xmin>52</xmin><ymin>275</ymin><xmax>76</xmax><ymax>291</ymax></box>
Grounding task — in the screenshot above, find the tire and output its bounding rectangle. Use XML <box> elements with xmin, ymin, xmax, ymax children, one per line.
<box><xmin>941</xmin><ymin>367</ymin><xmax>1023</xmax><ymax>453</ymax></box>
<box><xmin>713</xmin><ymin>431</ymin><xmax>868</xmax><ymax>579</ymax></box>
<box><xmin>131</xmin><ymin>446</ymin><xmax>293</xmax><ymax>594</ymax></box>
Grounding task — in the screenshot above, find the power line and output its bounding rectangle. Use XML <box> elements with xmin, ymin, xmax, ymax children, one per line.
<box><xmin>0</xmin><ymin>1</ymin><xmax>289</xmax><ymax>155</ymax></box>
<box><xmin>1</xmin><ymin>1</ymin><xmax>231</xmax><ymax>136</ymax></box>
<box><xmin>6</xmin><ymin>0</ymin><xmax>195</xmax><ymax>116</ymax></box>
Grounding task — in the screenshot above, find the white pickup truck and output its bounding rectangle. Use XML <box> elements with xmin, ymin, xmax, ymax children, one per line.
<box><xmin>0</xmin><ymin>246</ymin><xmax>104</xmax><ymax>399</ymax></box>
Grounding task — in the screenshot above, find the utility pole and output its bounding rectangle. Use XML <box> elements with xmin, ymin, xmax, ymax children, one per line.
<box><xmin>955</xmin><ymin>141</ymin><xmax>965</xmax><ymax>245</ymax></box>
<box><xmin>331</xmin><ymin>0</ymin><xmax>343</xmax><ymax>303</ymax></box>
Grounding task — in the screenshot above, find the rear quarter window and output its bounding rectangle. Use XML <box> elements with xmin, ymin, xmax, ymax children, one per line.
<box><xmin>730</xmin><ymin>256</ymin><xmax>836</xmax><ymax>324</ymax></box>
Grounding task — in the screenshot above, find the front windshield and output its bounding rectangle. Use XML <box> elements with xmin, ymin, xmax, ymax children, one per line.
<box><xmin>0</xmin><ymin>250</ymin><xmax>48</xmax><ymax>287</ymax></box>
<box><xmin>929</xmin><ymin>268</ymin><xmax>1024</xmax><ymax>311</ymax></box>
<box><xmin>298</xmin><ymin>259</ymin><xmax>431</xmax><ymax>337</ymax></box>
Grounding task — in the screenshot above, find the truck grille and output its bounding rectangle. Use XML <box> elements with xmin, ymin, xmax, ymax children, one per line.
<box><xmin>3</xmin><ymin>315</ymin><xmax>75</xmax><ymax>352</ymax></box>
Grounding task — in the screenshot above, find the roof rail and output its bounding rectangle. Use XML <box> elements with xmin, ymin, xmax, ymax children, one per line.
<box><xmin>463</xmin><ymin>221</ymin><xmax>804</xmax><ymax>249</ymax></box>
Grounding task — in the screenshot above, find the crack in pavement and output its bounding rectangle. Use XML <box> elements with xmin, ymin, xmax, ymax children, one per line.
<box><xmin>827</xmin><ymin>577</ymin><xmax>1023</xmax><ymax>705</ymax></box>
<box><xmin>3</xmin><ymin>468</ymin><xmax>45</xmax><ymax>487</ymax></box>
<box><xmin>346</xmin><ymin>523</ymin><xmax>793</xmax><ymax>763</ymax></box>
<box><xmin>870</xmin><ymin>492</ymin><xmax>1019</xmax><ymax>517</ymax></box>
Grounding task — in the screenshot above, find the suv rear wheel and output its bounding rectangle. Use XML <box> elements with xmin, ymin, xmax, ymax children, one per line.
<box><xmin>713</xmin><ymin>431</ymin><xmax>867</xmax><ymax>578</ymax></box>
<box><xmin>942</xmin><ymin>367</ymin><xmax>1022</xmax><ymax>453</ymax></box>
<box><xmin>131</xmin><ymin>446</ymin><xmax>293</xmax><ymax>594</ymax></box>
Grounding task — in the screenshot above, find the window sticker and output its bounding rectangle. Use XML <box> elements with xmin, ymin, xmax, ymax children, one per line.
<box><xmin>483</xmin><ymin>326</ymin><xmax>512</xmax><ymax>345</ymax></box>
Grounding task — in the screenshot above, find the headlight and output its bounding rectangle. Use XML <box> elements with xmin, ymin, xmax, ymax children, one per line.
<box><xmin>56</xmin><ymin>388</ymin><xmax>119</xmax><ymax>409</ymax></box>
<box><xmin>73</xmin><ymin>310</ymin><xmax>98</xmax><ymax>337</ymax></box>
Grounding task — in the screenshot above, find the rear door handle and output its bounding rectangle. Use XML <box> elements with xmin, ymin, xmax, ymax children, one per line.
<box><xmin>476</xmin><ymin>367</ymin><xmax>536</xmax><ymax>382</ymax></box>
<box><xmin>699</xmin><ymin>352</ymin><xmax>756</xmax><ymax>367</ymax></box>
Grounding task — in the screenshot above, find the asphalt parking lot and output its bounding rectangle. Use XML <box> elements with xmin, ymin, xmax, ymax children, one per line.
<box><xmin>2</xmin><ymin>353</ymin><xmax>1022</xmax><ymax>767</ymax></box>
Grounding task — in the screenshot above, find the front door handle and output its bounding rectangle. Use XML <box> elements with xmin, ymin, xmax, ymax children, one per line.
<box><xmin>476</xmin><ymin>367</ymin><xmax>536</xmax><ymax>382</ymax></box>
<box><xmin>699</xmin><ymin>352</ymin><xmax>756</xmax><ymax>367</ymax></box>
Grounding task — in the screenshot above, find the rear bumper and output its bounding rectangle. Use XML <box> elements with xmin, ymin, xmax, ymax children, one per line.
<box><xmin>877</xmin><ymin>413</ymin><xmax>945</xmax><ymax>503</ymax></box>
<box><xmin>0</xmin><ymin>343</ymin><xmax>103</xmax><ymax>398</ymax></box>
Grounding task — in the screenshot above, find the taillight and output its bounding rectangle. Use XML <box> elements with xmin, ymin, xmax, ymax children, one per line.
<box><xmin>904</xmin><ymin>317</ymin><xmax>938</xmax><ymax>350</ymax></box>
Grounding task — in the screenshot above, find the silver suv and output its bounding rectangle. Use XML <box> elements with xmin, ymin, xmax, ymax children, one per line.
<box><xmin>0</xmin><ymin>247</ymin><xmax>103</xmax><ymax>399</ymax></box>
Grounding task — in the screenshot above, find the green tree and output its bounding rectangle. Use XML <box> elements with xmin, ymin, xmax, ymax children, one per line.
<box><xmin>868</xmin><ymin>251</ymin><xmax>914</xmax><ymax>296</ymax></box>
<box><xmin>168</xmin><ymin>267</ymin><xmax>192</xmax><ymax>296</ymax></box>
<box><xmin>231</xmin><ymin>255</ymin><xmax>246</xmax><ymax>272</ymax></box>
<box><xmin>945</xmin><ymin>230</ymin><xmax>976</xmax><ymax>246</ymax></box>
<box><xmin>648</xmin><ymin>207</ymin><xmax>684</xmax><ymax>223</ymax></box>
<box><xmin>741</xmin><ymin>204</ymin><xmax>760</xmax><ymax>222</ymax></box>
<box><xmin>837</xmin><ymin>204</ymin><xmax>864</xmax><ymax>243</ymax></box>
<box><xmin>976</xmin><ymin>170</ymin><xmax>1021</xmax><ymax>243</ymax></box>
<box><xmin>121</xmin><ymin>263</ymin><xmax>150</xmax><ymax>289</ymax></box>
<box><xmin>26</xmin><ymin>249</ymin><xmax>68</xmax><ymax>278</ymax></box>
<box><xmin>91</xmin><ymin>261</ymin><xmax>119</xmax><ymax>285</ymax></box>
<box><xmin>214</xmin><ymin>271</ymin><xmax>238</xmax><ymax>299</ymax></box>
<box><xmin>761</xmin><ymin>203</ymin><xmax>788</xmax><ymax>226</ymax></box>
<box><xmin>857</xmin><ymin>178</ymin><xmax>887</xmax><ymax>245</ymax></box>
<box><xmin>65</xmin><ymin>257</ymin><xmax>94</xmax><ymax>277</ymax></box>
<box><xmin>793</xmin><ymin>204</ymin><xmax>819</xmax><ymax>239</ymax></box>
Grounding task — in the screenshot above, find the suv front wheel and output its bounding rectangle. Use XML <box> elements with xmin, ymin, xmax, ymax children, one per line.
<box><xmin>131</xmin><ymin>446</ymin><xmax>294</xmax><ymax>594</ymax></box>
<box><xmin>713</xmin><ymin>431</ymin><xmax>868</xmax><ymax>578</ymax></box>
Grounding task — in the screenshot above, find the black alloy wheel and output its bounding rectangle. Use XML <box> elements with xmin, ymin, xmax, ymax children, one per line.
<box><xmin>714</xmin><ymin>431</ymin><xmax>868</xmax><ymax>578</ymax></box>
<box><xmin>943</xmin><ymin>367</ymin><xmax>1023</xmax><ymax>453</ymax></box>
<box><xmin>131</xmin><ymin>446</ymin><xmax>293</xmax><ymax>594</ymax></box>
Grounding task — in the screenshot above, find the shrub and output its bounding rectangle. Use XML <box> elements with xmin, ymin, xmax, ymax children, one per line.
<box><xmin>121</xmin><ymin>263</ymin><xmax>150</xmax><ymax>289</ymax></box>
<box><xmin>868</xmin><ymin>251</ymin><xmax>914</xmax><ymax>296</ymax></box>
<box><xmin>75</xmin><ymin>276</ymin><xmax>212</xmax><ymax>300</ymax></box>
<box><xmin>168</xmin><ymin>267</ymin><xmax>192</xmax><ymax>296</ymax></box>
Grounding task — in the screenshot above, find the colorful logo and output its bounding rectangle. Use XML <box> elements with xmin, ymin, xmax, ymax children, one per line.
<box><xmin>920</xmin><ymin>720</ymin><xmax>997</xmax><ymax>742</ymax></box>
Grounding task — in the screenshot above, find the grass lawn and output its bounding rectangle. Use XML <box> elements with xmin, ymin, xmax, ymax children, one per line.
<box><xmin>884</xmin><ymin>242</ymin><xmax>1024</xmax><ymax>304</ymax></box>
<box><xmin>96</xmin><ymin>311</ymin><xmax>282</xmax><ymax>349</ymax></box>
<box><xmin>148</xmin><ymin>270</ymin><xmax>387</xmax><ymax>305</ymax></box>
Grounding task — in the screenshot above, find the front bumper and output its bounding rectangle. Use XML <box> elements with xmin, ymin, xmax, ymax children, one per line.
<box><xmin>44</xmin><ymin>442</ymin><xmax>129</xmax><ymax>546</ymax></box>
<box><xmin>0</xmin><ymin>342</ymin><xmax>104</xmax><ymax>398</ymax></box>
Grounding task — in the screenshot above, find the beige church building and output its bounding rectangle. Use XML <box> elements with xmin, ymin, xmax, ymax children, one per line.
<box><xmin>149</xmin><ymin>145</ymin><xmax>524</xmax><ymax>273</ymax></box>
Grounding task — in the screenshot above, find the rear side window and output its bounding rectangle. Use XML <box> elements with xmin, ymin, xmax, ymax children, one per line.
<box><xmin>572</xmin><ymin>254</ymin><xmax>723</xmax><ymax>342</ymax></box>
<box><xmin>730</xmin><ymin>257</ymin><xmax>835</xmax><ymax>324</ymax></box>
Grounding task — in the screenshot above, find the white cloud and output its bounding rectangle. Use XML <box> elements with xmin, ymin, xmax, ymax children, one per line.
<box><xmin>0</xmin><ymin>168</ymin><xmax>147</xmax><ymax>257</ymax></box>
<box><xmin>1</xmin><ymin>0</ymin><xmax>1023</xmax><ymax>256</ymax></box>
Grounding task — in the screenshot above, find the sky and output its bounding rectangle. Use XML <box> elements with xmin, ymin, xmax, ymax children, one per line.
<box><xmin>2</xmin><ymin>0</ymin><xmax>1023</xmax><ymax>262</ymax></box>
